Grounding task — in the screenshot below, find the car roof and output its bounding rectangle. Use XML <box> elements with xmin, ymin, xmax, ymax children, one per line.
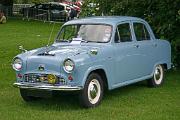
<box><xmin>64</xmin><ymin>16</ymin><xmax>145</xmax><ymax>26</ymax></box>
<box><xmin>49</xmin><ymin>2</ymin><xmax>67</xmax><ymax>6</ymax></box>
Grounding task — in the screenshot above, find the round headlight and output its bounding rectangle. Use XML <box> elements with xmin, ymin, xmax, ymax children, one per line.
<box><xmin>63</xmin><ymin>59</ymin><xmax>75</xmax><ymax>73</ymax></box>
<box><xmin>12</xmin><ymin>58</ymin><xmax>22</xmax><ymax>71</ymax></box>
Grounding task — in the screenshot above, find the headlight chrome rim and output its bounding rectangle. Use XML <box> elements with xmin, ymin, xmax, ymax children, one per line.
<box><xmin>63</xmin><ymin>59</ymin><xmax>75</xmax><ymax>73</ymax></box>
<box><xmin>12</xmin><ymin>57</ymin><xmax>23</xmax><ymax>71</ymax></box>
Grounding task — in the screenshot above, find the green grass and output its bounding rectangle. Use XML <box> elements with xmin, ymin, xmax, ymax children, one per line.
<box><xmin>0</xmin><ymin>19</ymin><xmax>180</xmax><ymax>120</ymax></box>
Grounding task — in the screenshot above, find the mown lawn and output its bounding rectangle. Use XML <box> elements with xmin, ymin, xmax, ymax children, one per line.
<box><xmin>0</xmin><ymin>19</ymin><xmax>179</xmax><ymax>120</ymax></box>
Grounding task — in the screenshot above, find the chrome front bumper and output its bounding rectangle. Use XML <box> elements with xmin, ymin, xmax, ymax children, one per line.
<box><xmin>13</xmin><ymin>82</ymin><xmax>83</xmax><ymax>91</ymax></box>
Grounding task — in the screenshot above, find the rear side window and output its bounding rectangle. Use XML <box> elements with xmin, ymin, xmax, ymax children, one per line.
<box><xmin>133</xmin><ymin>23</ymin><xmax>150</xmax><ymax>41</ymax></box>
<box><xmin>36</xmin><ymin>4</ymin><xmax>43</xmax><ymax>9</ymax></box>
<box><xmin>116</xmin><ymin>23</ymin><xmax>132</xmax><ymax>42</ymax></box>
<box><xmin>51</xmin><ymin>4</ymin><xmax>64</xmax><ymax>11</ymax></box>
<box><xmin>41</xmin><ymin>4</ymin><xmax>49</xmax><ymax>10</ymax></box>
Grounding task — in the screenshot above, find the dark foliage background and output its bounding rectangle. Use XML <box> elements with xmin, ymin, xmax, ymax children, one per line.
<box><xmin>0</xmin><ymin>0</ymin><xmax>13</xmax><ymax>5</ymax></box>
<box><xmin>0</xmin><ymin>0</ymin><xmax>179</xmax><ymax>67</ymax></box>
<box><xmin>81</xmin><ymin>0</ymin><xmax>180</xmax><ymax>68</ymax></box>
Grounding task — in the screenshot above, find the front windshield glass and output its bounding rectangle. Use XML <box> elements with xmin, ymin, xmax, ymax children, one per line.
<box><xmin>56</xmin><ymin>24</ymin><xmax>112</xmax><ymax>43</ymax></box>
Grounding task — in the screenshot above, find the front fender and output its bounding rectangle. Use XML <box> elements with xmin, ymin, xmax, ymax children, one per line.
<box><xmin>81</xmin><ymin>65</ymin><xmax>107</xmax><ymax>89</ymax></box>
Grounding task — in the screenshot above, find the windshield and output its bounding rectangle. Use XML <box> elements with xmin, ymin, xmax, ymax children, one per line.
<box><xmin>56</xmin><ymin>24</ymin><xmax>112</xmax><ymax>43</ymax></box>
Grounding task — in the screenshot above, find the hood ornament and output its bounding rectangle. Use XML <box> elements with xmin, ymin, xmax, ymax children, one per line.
<box><xmin>19</xmin><ymin>45</ymin><xmax>27</xmax><ymax>53</ymax></box>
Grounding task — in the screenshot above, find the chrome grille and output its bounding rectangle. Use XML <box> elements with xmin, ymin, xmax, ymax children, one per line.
<box><xmin>24</xmin><ymin>74</ymin><xmax>66</xmax><ymax>85</ymax></box>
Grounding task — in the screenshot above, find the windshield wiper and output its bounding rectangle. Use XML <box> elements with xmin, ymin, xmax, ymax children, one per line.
<box><xmin>71</xmin><ymin>39</ymin><xmax>88</xmax><ymax>43</ymax></box>
<box><xmin>56</xmin><ymin>39</ymin><xmax>88</xmax><ymax>43</ymax></box>
<box><xmin>79</xmin><ymin>39</ymin><xmax>88</xmax><ymax>43</ymax></box>
<box><xmin>56</xmin><ymin>39</ymin><xmax>70</xmax><ymax>43</ymax></box>
<box><xmin>85</xmin><ymin>41</ymin><xmax>105</xmax><ymax>43</ymax></box>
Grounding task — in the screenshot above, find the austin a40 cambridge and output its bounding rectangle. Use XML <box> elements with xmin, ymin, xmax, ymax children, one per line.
<box><xmin>13</xmin><ymin>16</ymin><xmax>171</xmax><ymax>107</ymax></box>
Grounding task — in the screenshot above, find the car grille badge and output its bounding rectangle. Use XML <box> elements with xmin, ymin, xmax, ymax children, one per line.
<box><xmin>38</xmin><ymin>64</ymin><xmax>45</xmax><ymax>71</ymax></box>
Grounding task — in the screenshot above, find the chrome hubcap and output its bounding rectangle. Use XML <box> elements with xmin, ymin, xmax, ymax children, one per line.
<box><xmin>88</xmin><ymin>79</ymin><xmax>101</xmax><ymax>104</ymax></box>
<box><xmin>155</xmin><ymin>69</ymin><xmax>161</xmax><ymax>80</ymax></box>
<box><xmin>154</xmin><ymin>65</ymin><xmax>163</xmax><ymax>85</ymax></box>
<box><xmin>90</xmin><ymin>84</ymin><xmax>98</xmax><ymax>99</ymax></box>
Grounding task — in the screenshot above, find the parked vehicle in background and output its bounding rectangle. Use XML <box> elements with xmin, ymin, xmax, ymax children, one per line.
<box><xmin>13</xmin><ymin>4</ymin><xmax>33</xmax><ymax>15</ymax></box>
<box><xmin>63</xmin><ymin>1</ymin><xmax>83</xmax><ymax>8</ymax></box>
<box><xmin>50</xmin><ymin>2</ymin><xmax>70</xmax><ymax>21</ymax></box>
<box><xmin>20</xmin><ymin>2</ymin><xmax>71</xmax><ymax>22</ymax></box>
<box><xmin>64</xmin><ymin>1</ymin><xmax>82</xmax><ymax>19</ymax></box>
<box><xmin>65</xmin><ymin>4</ymin><xmax>79</xmax><ymax>20</ymax></box>
<box><xmin>12</xmin><ymin>16</ymin><xmax>171</xmax><ymax>108</ymax></box>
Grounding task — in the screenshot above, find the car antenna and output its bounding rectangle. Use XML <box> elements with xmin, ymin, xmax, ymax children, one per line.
<box><xmin>46</xmin><ymin>22</ymin><xmax>55</xmax><ymax>53</ymax></box>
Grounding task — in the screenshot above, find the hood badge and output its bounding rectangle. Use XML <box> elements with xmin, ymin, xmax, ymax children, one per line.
<box><xmin>90</xmin><ymin>49</ymin><xmax>98</xmax><ymax>55</ymax></box>
<box><xmin>38</xmin><ymin>64</ymin><xmax>45</xmax><ymax>71</ymax></box>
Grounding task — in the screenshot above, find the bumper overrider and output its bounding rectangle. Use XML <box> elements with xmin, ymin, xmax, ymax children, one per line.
<box><xmin>13</xmin><ymin>82</ymin><xmax>83</xmax><ymax>91</ymax></box>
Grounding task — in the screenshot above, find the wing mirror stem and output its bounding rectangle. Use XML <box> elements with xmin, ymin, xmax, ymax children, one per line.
<box><xmin>19</xmin><ymin>45</ymin><xmax>27</xmax><ymax>53</ymax></box>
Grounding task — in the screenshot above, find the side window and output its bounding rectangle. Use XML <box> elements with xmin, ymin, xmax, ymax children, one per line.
<box><xmin>116</xmin><ymin>23</ymin><xmax>132</xmax><ymax>42</ymax></box>
<box><xmin>37</xmin><ymin>4</ymin><xmax>43</xmax><ymax>9</ymax></box>
<box><xmin>59</xmin><ymin>25</ymin><xmax>78</xmax><ymax>40</ymax></box>
<box><xmin>51</xmin><ymin>4</ymin><xmax>64</xmax><ymax>11</ymax></box>
<box><xmin>133</xmin><ymin>23</ymin><xmax>150</xmax><ymax>41</ymax></box>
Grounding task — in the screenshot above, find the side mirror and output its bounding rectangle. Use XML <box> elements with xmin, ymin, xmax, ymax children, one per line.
<box><xmin>19</xmin><ymin>45</ymin><xmax>27</xmax><ymax>53</ymax></box>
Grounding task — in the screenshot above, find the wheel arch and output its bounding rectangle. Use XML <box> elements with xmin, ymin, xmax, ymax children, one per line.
<box><xmin>162</xmin><ymin>63</ymin><xmax>168</xmax><ymax>70</ymax></box>
<box><xmin>82</xmin><ymin>66</ymin><xmax>109</xmax><ymax>90</ymax></box>
<box><xmin>153</xmin><ymin>62</ymin><xmax>168</xmax><ymax>71</ymax></box>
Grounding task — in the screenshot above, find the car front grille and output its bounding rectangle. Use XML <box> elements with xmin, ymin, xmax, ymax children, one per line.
<box><xmin>24</xmin><ymin>73</ymin><xmax>66</xmax><ymax>85</ymax></box>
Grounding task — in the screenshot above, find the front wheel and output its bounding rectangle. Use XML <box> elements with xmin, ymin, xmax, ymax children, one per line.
<box><xmin>148</xmin><ymin>65</ymin><xmax>165</xmax><ymax>87</ymax></box>
<box><xmin>79</xmin><ymin>73</ymin><xmax>104</xmax><ymax>108</ymax></box>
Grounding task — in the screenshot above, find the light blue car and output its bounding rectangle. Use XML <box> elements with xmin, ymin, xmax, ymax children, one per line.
<box><xmin>13</xmin><ymin>16</ymin><xmax>171</xmax><ymax>108</ymax></box>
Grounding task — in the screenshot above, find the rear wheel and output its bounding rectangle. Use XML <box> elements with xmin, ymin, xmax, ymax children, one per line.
<box><xmin>79</xmin><ymin>73</ymin><xmax>104</xmax><ymax>108</ymax></box>
<box><xmin>20</xmin><ymin>89</ymin><xmax>39</xmax><ymax>102</ymax></box>
<box><xmin>148</xmin><ymin>65</ymin><xmax>164</xmax><ymax>87</ymax></box>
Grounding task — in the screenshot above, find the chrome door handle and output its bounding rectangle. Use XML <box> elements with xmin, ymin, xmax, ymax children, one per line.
<box><xmin>134</xmin><ymin>45</ymin><xmax>139</xmax><ymax>48</ymax></box>
<box><xmin>153</xmin><ymin>43</ymin><xmax>157</xmax><ymax>47</ymax></box>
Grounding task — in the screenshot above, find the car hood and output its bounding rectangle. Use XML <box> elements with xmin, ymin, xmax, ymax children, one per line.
<box><xmin>24</xmin><ymin>43</ymin><xmax>103</xmax><ymax>73</ymax></box>
<box><xmin>32</xmin><ymin>44</ymin><xmax>101</xmax><ymax>57</ymax></box>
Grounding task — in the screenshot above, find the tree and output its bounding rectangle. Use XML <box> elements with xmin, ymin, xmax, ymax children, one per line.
<box><xmin>31</xmin><ymin>0</ymin><xmax>49</xmax><ymax>4</ymax></box>
<box><xmin>0</xmin><ymin>0</ymin><xmax>13</xmax><ymax>16</ymax></box>
<box><xmin>81</xmin><ymin>0</ymin><xmax>180</xmax><ymax>67</ymax></box>
<box><xmin>0</xmin><ymin>0</ymin><xmax>13</xmax><ymax>6</ymax></box>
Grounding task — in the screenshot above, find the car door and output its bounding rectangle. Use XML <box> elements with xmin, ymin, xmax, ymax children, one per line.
<box><xmin>113</xmin><ymin>22</ymin><xmax>145</xmax><ymax>85</ymax></box>
<box><xmin>132</xmin><ymin>22</ymin><xmax>156</xmax><ymax>76</ymax></box>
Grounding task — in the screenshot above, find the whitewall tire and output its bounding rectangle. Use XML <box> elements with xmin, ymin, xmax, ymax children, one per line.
<box><xmin>79</xmin><ymin>73</ymin><xmax>104</xmax><ymax>108</ymax></box>
<box><xmin>148</xmin><ymin>65</ymin><xmax>165</xmax><ymax>87</ymax></box>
